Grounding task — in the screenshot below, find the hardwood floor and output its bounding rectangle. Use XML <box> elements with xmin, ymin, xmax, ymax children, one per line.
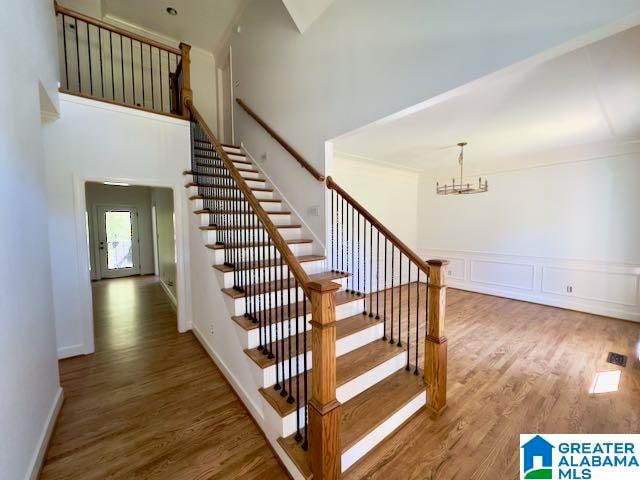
<box><xmin>345</xmin><ymin>287</ymin><xmax>640</xmax><ymax>479</ymax></box>
<box><xmin>40</xmin><ymin>276</ymin><xmax>288</xmax><ymax>480</ymax></box>
<box><xmin>40</xmin><ymin>277</ymin><xmax>640</xmax><ymax>479</ymax></box>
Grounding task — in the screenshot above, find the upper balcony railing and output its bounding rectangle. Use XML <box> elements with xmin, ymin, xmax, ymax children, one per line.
<box><xmin>54</xmin><ymin>1</ymin><xmax>192</xmax><ymax>118</ymax></box>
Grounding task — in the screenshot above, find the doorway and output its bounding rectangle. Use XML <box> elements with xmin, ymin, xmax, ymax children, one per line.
<box><xmin>97</xmin><ymin>206</ymin><xmax>141</xmax><ymax>278</ymax></box>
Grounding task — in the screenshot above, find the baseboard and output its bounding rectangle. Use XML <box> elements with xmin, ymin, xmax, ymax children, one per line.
<box><xmin>419</xmin><ymin>248</ymin><xmax>640</xmax><ymax>322</ymax></box>
<box><xmin>57</xmin><ymin>343</ymin><xmax>85</xmax><ymax>359</ymax></box>
<box><xmin>191</xmin><ymin>325</ymin><xmax>302</xmax><ymax>480</ymax></box>
<box><xmin>25</xmin><ymin>387</ymin><xmax>64</xmax><ymax>480</ymax></box>
<box><xmin>160</xmin><ymin>279</ymin><xmax>178</xmax><ymax>310</ymax></box>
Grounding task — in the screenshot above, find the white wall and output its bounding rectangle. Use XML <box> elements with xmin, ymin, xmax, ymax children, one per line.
<box><xmin>151</xmin><ymin>187</ymin><xmax>177</xmax><ymax>301</ymax></box>
<box><xmin>85</xmin><ymin>183</ymin><xmax>155</xmax><ymax>279</ymax></box>
<box><xmin>331</xmin><ymin>155</ymin><xmax>419</xmax><ymax>249</ymax></box>
<box><xmin>418</xmin><ymin>153</ymin><xmax>640</xmax><ymax>321</ymax></box>
<box><xmin>0</xmin><ymin>1</ymin><xmax>62</xmax><ymax>479</ymax></box>
<box><xmin>43</xmin><ymin>94</ymin><xmax>192</xmax><ymax>358</ymax></box>
<box><xmin>230</xmin><ymin>0</ymin><xmax>640</xmax><ymax>242</ymax></box>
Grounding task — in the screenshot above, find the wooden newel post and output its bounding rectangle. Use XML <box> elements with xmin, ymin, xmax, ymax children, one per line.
<box><xmin>307</xmin><ymin>280</ymin><xmax>342</xmax><ymax>480</ymax></box>
<box><xmin>424</xmin><ymin>259</ymin><xmax>449</xmax><ymax>414</ymax></box>
<box><xmin>179</xmin><ymin>42</ymin><xmax>193</xmax><ymax>119</ymax></box>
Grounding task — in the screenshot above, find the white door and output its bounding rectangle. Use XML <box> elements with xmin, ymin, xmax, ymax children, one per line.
<box><xmin>97</xmin><ymin>206</ymin><xmax>141</xmax><ymax>278</ymax></box>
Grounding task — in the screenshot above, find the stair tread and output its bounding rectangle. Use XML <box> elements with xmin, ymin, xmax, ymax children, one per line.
<box><xmin>185</xmin><ymin>182</ymin><xmax>273</xmax><ymax>192</ymax></box>
<box><xmin>223</xmin><ymin>270</ymin><xmax>347</xmax><ymax>300</ymax></box>
<box><xmin>278</xmin><ymin>368</ymin><xmax>425</xmax><ymax>479</ymax></box>
<box><xmin>183</xmin><ymin>170</ymin><xmax>266</xmax><ymax>182</ymax></box>
<box><xmin>199</xmin><ymin>224</ymin><xmax>301</xmax><ymax>231</ymax></box>
<box><xmin>261</xmin><ymin>339</ymin><xmax>406</xmax><ymax>418</ymax></box>
<box><xmin>245</xmin><ymin>310</ymin><xmax>377</xmax><ymax>369</ymax></box>
<box><xmin>194</xmin><ymin>208</ymin><xmax>291</xmax><ymax>215</ymax></box>
<box><xmin>231</xmin><ymin>288</ymin><xmax>354</xmax><ymax>330</ymax></box>
<box><xmin>217</xmin><ymin>254</ymin><xmax>325</xmax><ymax>274</ymax></box>
<box><xmin>190</xmin><ymin>194</ymin><xmax>280</xmax><ymax>203</ymax></box>
<box><xmin>209</xmin><ymin>238</ymin><xmax>312</xmax><ymax>252</ymax></box>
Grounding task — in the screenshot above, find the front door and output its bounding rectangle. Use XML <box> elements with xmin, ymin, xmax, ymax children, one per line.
<box><xmin>97</xmin><ymin>206</ymin><xmax>141</xmax><ymax>278</ymax></box>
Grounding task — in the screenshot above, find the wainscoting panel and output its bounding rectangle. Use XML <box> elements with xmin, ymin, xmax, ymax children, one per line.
<box><xmin>419</xmin><ymin>248</ymin><xmax>640</xmax><ymax>322</ymax></box>
<box><xmin>470</xmin><ymin>259</ymin><xmax>535</xmax><ymax>291</ymax></box>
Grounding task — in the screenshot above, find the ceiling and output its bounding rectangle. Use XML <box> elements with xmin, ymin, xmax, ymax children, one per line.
<box><xmin>332</xmin><ymin>25</ymin><xmax>640</xmax><ymax>175</ymax></box>
<box><xmin>102</xmin><ymin>0</ymin><xmax>245</xmax><ymax>52</ymax></box>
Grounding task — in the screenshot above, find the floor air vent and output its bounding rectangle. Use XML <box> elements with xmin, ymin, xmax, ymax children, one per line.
<box><xmin>606</xmin><ymin>352</ymin><xmax>627</xmax><ymax>367</ymax></box>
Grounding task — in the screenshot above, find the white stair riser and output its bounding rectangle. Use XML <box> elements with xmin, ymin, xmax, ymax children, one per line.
<box><xmin>266</xmin><ymin>347</ymin><xmax>406</xmax><ymax>438</ymax></box>
<box><xmin>216</xmin><ymin>259</ymin><xmax>328</xmax><ymax>289</ymax></box>
<box><xmin>199</xmin><ymin>212</ymin><xmax>291</xmax><ymax>226</ymax></box>
<box><xmin>203</xmin><ymin>228</ymin><xmax>303</xmax><ymax>245</ymax></box>
<box><xmin>259</xmin><ymin>320</ymin><xmax>382</xmax><ymax>390</ymax></box>
<box><xmin>244</xmin><ymin>298</ymin><xmax>364</xmax><ymax>349</ymax></box>
<box><xmin>188</xmin><ymin>185</ymin><xmax>275</xmax><ymax>200</ymax></box>
<box><xmin>211</xmin><ymin>242</ymin><xmax>313</xmax><ymax>266</ymax></box>
<box><xmin>194</xmin><ymin>198</ymin><xmax>284</xmax><ymax>212</ymax></box>
<box><xmin>227</xmin><ymin>277</ymin><xmax>348</xmax><ymax>316</ymax></box>
<box><xmin>341</xmin><ymin>389</ymin><xmax>426</xmax><ymax>472</ymax></box>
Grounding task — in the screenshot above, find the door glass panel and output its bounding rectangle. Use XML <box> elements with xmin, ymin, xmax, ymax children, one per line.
<box><xmin>105</xmin><ymin>211</ymin><xmax>134</xmax><ymax>269</ymax></box>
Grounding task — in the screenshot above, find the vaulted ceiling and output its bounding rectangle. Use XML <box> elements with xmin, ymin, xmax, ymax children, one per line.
<box><xmin>332</xmin><ymin>24</ymin><xmax>640</xmax><ymax>175</ymax></box>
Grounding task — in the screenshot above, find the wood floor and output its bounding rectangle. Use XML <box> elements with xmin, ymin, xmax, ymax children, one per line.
<box><xmin>344</xmin><ymin>287</ymin><xmax>640</xmax><ymax>479</ymax></box>
<box><xmin>40</xmin><ymin>277</ymin><xmax>640</xmax><ymax>479</ymax></box>
<box><xmin>40</xmin><ymin>276</ymin><xmax>287</xmax><ymax>480</ymax></box>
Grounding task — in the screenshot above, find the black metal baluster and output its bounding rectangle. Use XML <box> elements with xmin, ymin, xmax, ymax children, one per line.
<box><xmin>357</xmin><ymin>211</ymin><xmax>361</xmax><ymax>297</ymax></box>
<box><xmin>74</xmin><ymin>18</ymin><xmax>80</xmax><ymax>92</ymax></box>
<box><xmin>159</xmin><ymin>49</ymin><xmax>164</xmax><ymax>112</ymax></box>
<box><xmin>86</xmin><ymin>23</ymin><xmax>93</xmax><ymax>95</ymax></box>
<box><xmin>62</xmin><ymin>14</ymin><xmax>69</xmax><ymax>89</ymax></box>
<box><xmin>341</xmin><ymin>196</ymin><xmax>345</xmax><ymax>275</ymax></box>
<box><xmin>406</xmin><ymin>263</ymin><xmax>411</xmax><ymax>369</ymax></box>
<box><xmin>295</xmin><ymin>280</ymin><xmax>302</xmax><ymax>442</ymax></box>
<box><xmin>376</xmin><ymin>230</ymin><xmax>380</xmax><ymax>319</ymax></box>
<box><xmin>140</xmin><ymin>41</ymin><xmax>145</xmax><ymax>107</ymax></box>
<box><xmin>250</xmin><ymin>201</ymin><xmax>257</xmax><ymax>323</ymax></box>
<box><xmin>398</xmin><ymin>253</ymin><xmax>403</xmax><ymax>347</ymax></box>
<box><xmin>353</xmin><ymin>207</ymin><xmax>356</xmax><ymax>294</ymax></box>
<box><xmin>257</xmin><ymin>218</ymin><xmax>264</xmax><ymax>351</ymax></box>
<box><xmin>301</xmin><ymin>296</ymin><xmax>308</xmax><ymax>450</ymax></box>
<box><xmin>289</xmin><ymin>276</ymin><xmax>298</xmax><ymax>405</ymax></box>
<box><xmin>280</xmin><ymin>262</ymin><xmax>291</xmax><ymax>395</ymax></box>
<box><xmin>331</xmin><ymin>189</ymin><xmax>335</xmax><ymax>272</ymax></box>
<box><xmin>287</xmin><ymin>268</ymin><xmax>293</xmax><ymax>401</ymax></box>
<box><xmin>415</xmin><ymin>269</ymin><xmax>420</xmax><ymax>375</ymax></box>
<box><xmin>346</xmin><ymin>201</ymin><xmax>350</xmax><ymax>292</ymax></box>
<box><xmin>120</xmin><ymin>34</ymin><xmax>125</xmax><ymax>102</ymax></box>
<box><xmin>383</xmin><ymin>237</ymin><xmax>388</xmax><ymax>340</ymax></box>
<box><xmin>130</xmin><ymin>39</ymin><xmax>135</xmax><ymax>105</ymax></box>
<box><xmin>369</xmin><ymin>223</ymin><xmax>374</xmax><ymax>318</ymax></box>
<box><xmin>273</xmin><ymin>243</ymin><xmax>280</xmax><ymax>391</ymax></box>
<box><xmin>266</xmin><ymin>231</ymin><xmax>273</xmax><ymax>359</ymax></box>
<box><xmin>98</xmin><ymin>28</ymin><xmax>104</xmax><ymax>96</ymax></box>
<box><xmin>150</xmin><ymin>45</ymin><xmax>155</xmax><ymax>110</ymax></box>
<box><xmin>109</xmin><ymin>31</ymin><xmax>114</xmax><ymax>100</ymax></box>
<box><xmin>390</xmin><ymin>244</ymin><xmax>395</xmax><ymax>344</ymax></box>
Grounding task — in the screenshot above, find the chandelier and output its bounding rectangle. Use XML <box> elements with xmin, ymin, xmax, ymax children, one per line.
<box><xmin>436</xmin><ymin>142</ymin><xmax>488</xmax><ymax>195</ymax></box>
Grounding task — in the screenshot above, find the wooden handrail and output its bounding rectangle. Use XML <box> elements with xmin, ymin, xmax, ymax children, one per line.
<box><xmin>235</xmin><ymin>98</ymin><xmax>325</xmax><ymax>182</ymax></box>
<box><xmin>187</xmin><ymin>100</ymin><xmax>313</xmax><ymax>293</ymax></box>
<box><xmin>54</xmin><ymin>1</ymin><xmax>182</xmax><ymax>55</ymax></box>
<box><xmin>326</xmin><ymin>176</ymin><xmax>430</xmax><ymax>276</ymax></box>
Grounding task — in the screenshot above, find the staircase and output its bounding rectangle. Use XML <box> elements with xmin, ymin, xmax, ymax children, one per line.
<box><xmin>185</xmin><ymin>101</ymin><xmax>448</xmax><ymax>479</ymax></box>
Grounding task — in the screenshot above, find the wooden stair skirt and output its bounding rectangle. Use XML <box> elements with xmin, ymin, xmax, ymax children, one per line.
<box><xmin>187</xmin><ymin>127</ymin><xmax>449</xmax><ymax>479</ymax></box>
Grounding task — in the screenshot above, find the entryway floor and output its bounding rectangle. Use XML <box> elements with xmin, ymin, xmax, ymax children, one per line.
<box><xmin>40</xmin><ymin>276</ymin><xmax>287</xmax><ymax>480</ymax></box>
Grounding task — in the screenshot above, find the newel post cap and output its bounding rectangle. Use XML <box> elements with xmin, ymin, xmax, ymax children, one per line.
<box><xmin>306</xmin><ymin>280</ymin><xmax>341</xmax><ymax>293</ymax></box>
<box><xmin>426</xmin><ymin>259</ymin><xmax>449</xmax><ymax>267</ymax></box>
